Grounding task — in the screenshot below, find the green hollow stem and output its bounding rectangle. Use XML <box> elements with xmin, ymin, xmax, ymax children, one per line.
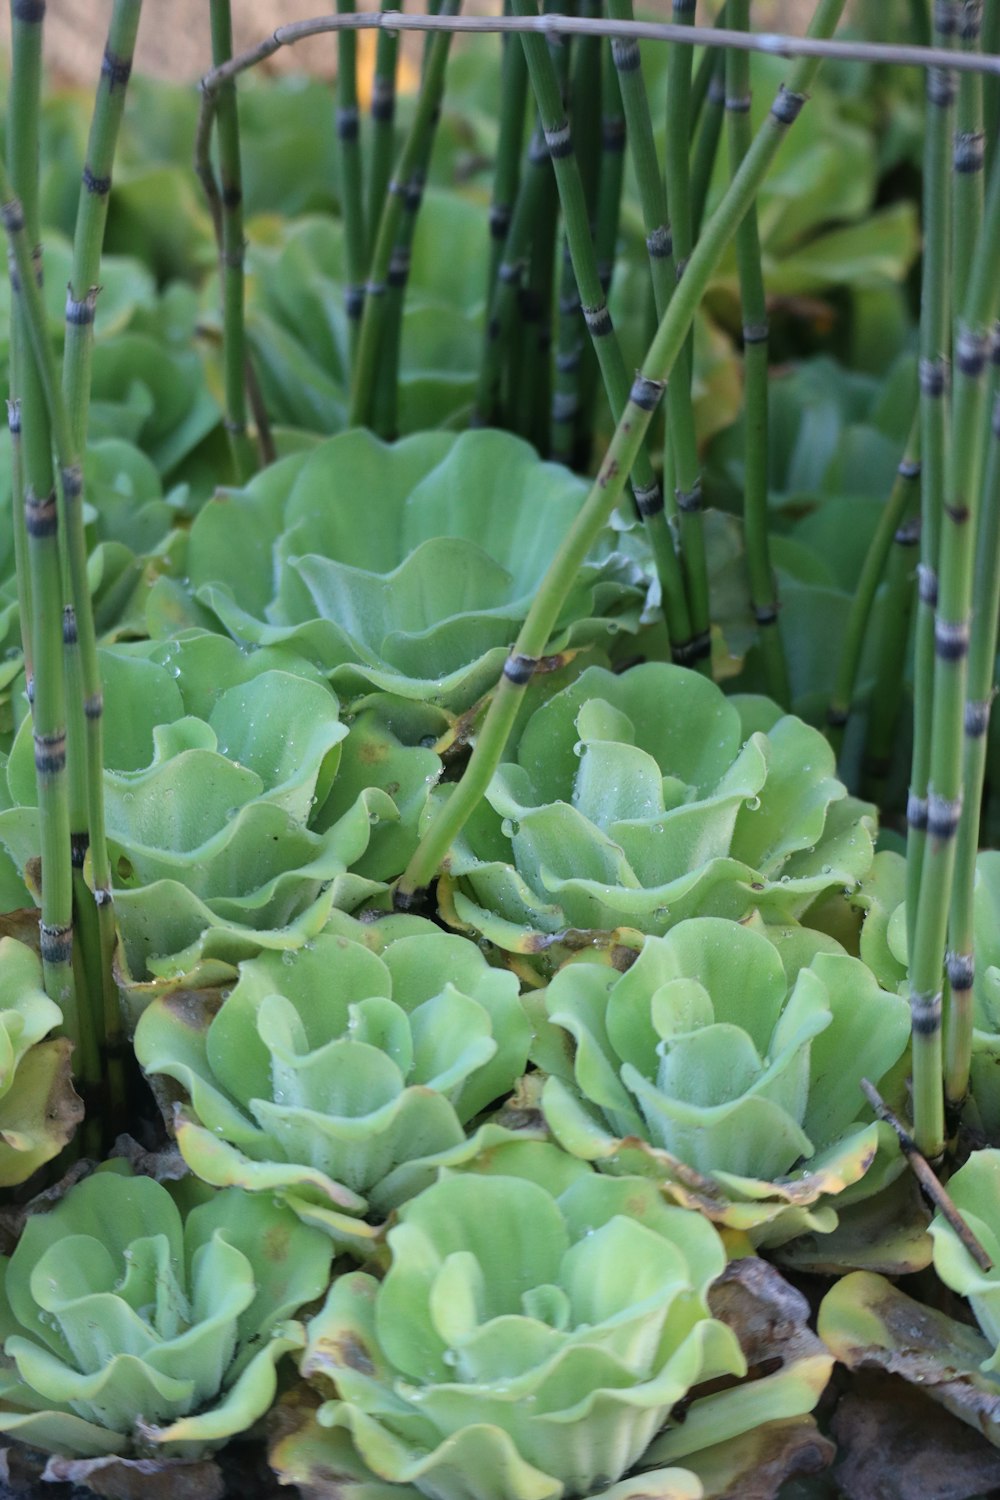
<box><xmin>827</xmin><ymin>416</ymin><xmax>920</xmax><ymax>759</ymax></box>
<box><xmin>690</xmin><ymin>0</ymin><xmax>729</xmax><ymax>126</ymax></box>
<box><xmin>476</xmin><ymin>120</ymin><xmax>551</xmax><ymax>429</ymax></box>
<box><xmin>206</xmin><ymin>0</ymin><xmax>256</xmax><ymax>483</ymax></box>
<box><xmin>945</xmin><ymin>346</ymin><xmax>1000</xmax><ymax>1116</ymax></box>
<box><xmin>485</xmin><ymin>23</ymin><xmax>528</xmax><ymax>312</ymax></box>
<box><xmin>0</xmin><ymin>150</ymin><xmax>123</xmax><ymax>1107</ymax></box>
<box><xmin>8</xmin><ymin>380</ymin><xmax>32</xmax><ymax>687</ymax></box>
<box><xmin>348</xmin><ymin>3</ymin><xmax>458</xmax><ymax>429</ymax></box>
<box><xmin>727</xmin><ymin>0</ymin><xmax>788</xmax><ymax>707</ymax></box>
<box><xmin>63</xmin><ymin>0</ymin><xmax>141</xmax><ymax>456</ymax></box>
<box><xmin>513</xmin><ymin>180</ymin><xmax>557</xmax><ymax>448</ymax></box>
<box><xmin>335</xmin><ymin>0</ymin><xmax>368</xmax><ymax>363</ymax></box>
<box><xmin>397</xmin><ymin>0</ymin><xmax>847</xmax><ymax>902</ymax></box>
<box><xmin>7</xmin><ymin>0</ymin><xmax>77</xmax><ymax>1040</ymax></box>
<box><xmin>367</xmin><ymin>3</ymin><xmax>400</xmax><ymax>259</ymax></box>
<box><xmin>691</xmin><ymin>55</ymin><xmax>725</xmax><ymax>239</ymax></box>
<box><xmin>861</xmin><ymin>498</ymin><xmax>921</xmax><ymax>809</ymax></box>
<box><xmin>951</xmin><ymin>1</ymin><xmax>984</xmax><ymax>310</ymax></box>
<box><xmin>911</xmin><ymin>29</ymin><xmax>1000</xmax><ymax>1161</ymax></box>
<box><xmin>511</xmin><ymin>0</ymin><xmax>693</xmax><ymax>661</ymax></box>
<box><xmin>907</xmin><ymin>12</ymin><xmax>955</xmax><ymax>979</ymax></box>
<box><xmin>663</xmin><ymin>0</ymin><xmax>711</xmax><ymax>669</ymax></box>
<box><xmin>984</xmin><ymin>0</ymin><xmax>1000</xmax><ymax>180</ymax></box>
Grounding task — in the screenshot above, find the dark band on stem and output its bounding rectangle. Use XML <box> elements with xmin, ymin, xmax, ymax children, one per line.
<box><xmin>611</xmin><ymin>39</ymin><xmax>641</xmax><ymax>72</ymax></box>
<box><xmin>70</xmin><ymin>832</ymin><xmax>89</xmax><ymax>869</ymax></box>
<box><xmin>947</xmin><ymin>950</ymin><xmax>976</xmax><ymax>991</ymax></box>
<box><xmin>499</xmin><ymin>259</ymin><xmax>524</xmax><ymax>286</ymax></box>
<box><xmin>504</xmin><ymin>653</ymin><xmax>538</xmax><ymax>685</ymax></box>
<box><xmin>919</xmin><ymin>355</ymin><xmax>949</xmax><ymax>397</ymax></box>
<box><xmin>388</xmin><ymin>248</ymin><xmax>410</xmax><ymax>288</ymax></box>
<box><xmin>552</xmin><ymin>391</ymin><xmax>579</xmax><ymax>422</ymax></box>
<box><xmin>726</xmin><ymin>93</ymin><xmax>751</xmax><ymax>113</ymax></box>
<box><xmin>907</xmin><ymin>792</ymin><xmax>929</xmax><ymax>831</ymax></box>
<box><xmin>365</xmin><ymin>279</ymin><xmax>386</xmax><ymax>297</ymax></box>
<box><xmin>61</xmin><ymin>465</ymin><xmax>83</xmax><ymax>504</ymax></box>
<box><xmin>771</xmin><ymin>86</ymin><xmax>806</xmax><ymax>127</ymax></box>
<box><xmin>12</xmin><ymin>0</ymin><xmax>44</xmax><ymax>22</ymax></box>
<box><xmin>927</xmin><ymin>790</ymin><xmax>963</xmax><ymax>839</ymax></box>
<box><xmin>344</xmin><ymin>285</ymin><xmax>364</xmax><ymax>319</ymax></box>
<box><xmin>956</xmin><ymin>327</ymin><xmax>988</xmax><ymax>376</ymax></box>
<box><xmin>84</xmin><ymin>691</ymin><xmax>103</xmax><ymax>721</ymax></box>
<box><xmin>82</xmin><ymin>166</ymin><xmax>112</xmax><ymax>197</ymax></box>
<box><xmin>65</xmin><ymin>288</ymin><xmax>97</xmax><ymax>326</ymax></box>
<box><xmin>0</xmin><ymin>198</ymin><xmax>25</xmax><ymax>234</ymax></box>
<box><xmin>895</xmin><ymin>515</ymin><xmax>921</xmax><ymax>545</ymax></box>
<box><xmin>918</xmin><ymin>563</ymin><xmax>939</xmax><ymax>606</ymax></box>
<box><xmin>646</xmin><ymin>225</ymin><xmax>672</xmax><ymax>259</ymax></box>
<box><xmin>911</xmin><ymin>990</ymin><xmax>942</xmax><ymax>1036</ymax></box>
<box><xmin>583</xmin><ymin>304</ymin><xmax>613</xmax><ymax>337</ymax></box>
<box><xmin>556</xmin><ymin>346</ymin><xmax>581</xmax><ymax>375</ymax></box>
<box><xmin>688</xmin><ymin>629</ymin><xmax>712</xmax><ymax>663</ymax></box>
<box><xmin>966</xmin><ymin>697</ymin><xmax>992</xmax><ymax>736</ymax></box>
<box><xmin>955</xmin><ymin>130</ymin><xmax>985</xmax><ymax>174</ymax></box>
<box><xmin>94</xmin><ymin>886</ymin><xmax>113</xmax><ymax>908</ymax></box>
<box><xmin>221</xmin><ymin>182</ymin><xmax>242</xmax><ymax>209</ymax></box>
<box><xmin>39</xmin><ymin>923</ymin><xmax>73</xmax><ymax>967</ymax></box>
<box><xmin>7</xmin><ymin>400</ymin><xmax>21</xmax><ymax>435</ymax></box>
<box><xmin>743</xmin><ymin>320</ymin><xmax>769</xmax><ymax>344</ymax></box>
<box><xmin>927</xmin><ymin>64</ymin><xmax>957</xmax><ymax>108</ymax></box>
<box><xmin>403</xmin><ymin>180</ymin><xmax>423</xmax><ymax>213</ymax></box>
<box><xmin>489</xmin><ymin>204</ymin><xmax>511</xmax><ymax>240</ymax></box>
<box><xmin>25</xmin><ymin>489</ymin><xmax>57</xmax><ymax>538</ymax></box>
<box><xmin>898</xmin><ymin>457</ymin><xmax>922</xmax><ymax>481</ymax></box>
<box><xmin>602</xmin><ymin>117</ymin><xmax>626</xmax><ymax>151</ymax></box>
<box><xmin>676</xmin><ymin>478</ymin><xmax>703</xmax><ymax>514</ymax></box>
<box><xmin>102</xmin><ymin>47</ymin><xmax>133</xmax><ymax>90</ymax></box>
<box><xmin>935</xmin><ymin>618</ymin><xmax>970</xmax><ymax>661</ymax></box>
<box><xmin>544</xmin><ymin>122</ymin><xmax>574</xmax><ymax>159</ymax></box>
<box><xmin>993</xmin><ymin>391</ymin><xmax>1000</xmax><ymax>438</ymax></box>
<box><xmin>62</xmin><ymin>607</ymin><xmax>77</xmax><ymax>646</ymax></box>
<box><xmin>629</xmin><ymin>374</ymin><xmax>665</xmax><ymax>412</ymax></box>
<box><xmin>826</xmin><ymin>704</ymin><xmax>849</xmax><ymax>728</ymax></box>
<box><xmin>34</xmin><ymin>728</ymin><xmax>66</xmax><ymax>776</ymax></box>
<box><xmin>336</xmin><ymin>107</ymin><xmax>360</xmax><ymax>142</ymax></box>
<box><xmin>754</xmin><ymin>602</ymin><xmax>780</xmax><ymax>625</ymax></box>
<box><xmin>633</xmin><ymin>482</ymin><xmax>664</xmax><ymax>518</ymax></box>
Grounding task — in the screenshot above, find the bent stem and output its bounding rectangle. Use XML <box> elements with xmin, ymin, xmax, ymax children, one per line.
<box><xmin>396</xmin><ymin>0</ymin><xmax>848</xmax><ymax>902</ymax></box>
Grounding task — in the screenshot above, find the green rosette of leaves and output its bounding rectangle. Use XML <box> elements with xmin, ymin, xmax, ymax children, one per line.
<box><xmin>0</xmin><ymin>1165</ymin><xmax>333</xmax><ymax>1459</ymax></box>
<box><xmin>0</xmin><ymin>937</ymin><xmax>82</xmax><ymax>1184</ymax></box>
<box><xmin>295</xmin><ymin>1160</ymin><xmax>748</xmax><ymax>1500</ymax></box>
<box><xmin>929</xmin><ymin>1150</ymin><xmax>1000</xmax><ymax>1373</ymax></box>
<box><xmin>173</xmin><ymin>428</ymin><xmax>644</xmax><ymax>712</ymax></box>
<box><xmin>444</xmin><ymin>663</ymin><xmax>876</xmax><ymax>957</ymax></box>
<box><xmin>0</xmin><ymin>634</ymin><xmax>439</xmax><ymax>989</ymax></box>
<box><xmin>134</xmin><ymin>917</ymin><xmax>531</xmax><ymax>1244</ymax></box>
<box><xmin>532</xmin><ymin>918</ymin><xmax>910</xmax><ymax>1245</ymax></box>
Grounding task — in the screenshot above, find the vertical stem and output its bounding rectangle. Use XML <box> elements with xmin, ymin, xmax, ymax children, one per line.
<box><xmin>349</xmin><ymin>11</ymin><xmax>458</xmax><ymax>430</ymax></box>
<box><xmin>63</xmin><ymin>0</ymin><xmax>142</xmax><ymax>455</ymax></box>
<box><xmin>826</xmin><ymin>419</ymin><xmax>921</xmax><ymax>758</ymax></box>
<box><xmin>208</xmin><ymin>1</ymin><xmax>256</xmax><ymax>483</ymax></box>
<box><xmin>862</xmin><ymin>500</ymin><xmax>922</xmax><ymax>809</ymax></box>
<box><xmin>727</xmin><ymin>0</ymin><xmax>789</xmax><ymax>707</ymax></box>
<box><xmin>7</xmin><ymin>0</ymin><xmax>77</xmax><ymax>1036</ymax></box>
<box><xmin>396</xmin><ymin>0</ymin><xmax>848</xmax><ymax>904</ymax></box>
<box><xmin>335</xmin><ymin>0</ymin><xmax>368</xmax><ymax>364</ymax></box>
<box><xmin>690</xmin><ymin>55</ymin><xmax>725</xmax><ymax>239</ymax></box>
<box><xmin>367</xmin><ymin>4</ymin><xmax>400</xmax><ymax>259</ymax></box>
<box><xmin>983</xmin><ymin>0</ymin><xmax>1000</xmax><ymax>181</ymax></box>
<box><xmin>485</xmin><ymin>22</ymin><xmax>528</xmax><ymax>313</ymax></box>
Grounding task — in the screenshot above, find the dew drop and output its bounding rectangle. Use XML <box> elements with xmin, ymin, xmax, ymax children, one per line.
<box><xmin>500</xmin><ymin>818</ymin><xmax>519</xmax><ymax>838</ymax></box>
<box><xmin>572</xmin><ymin>741</ymin><xmax>585</xmax><ymax>759</ymax></box>
<box><xmin>744</xmin><ymin>795</ymin><xmax>761</xmax><ymax>811</ymax></box>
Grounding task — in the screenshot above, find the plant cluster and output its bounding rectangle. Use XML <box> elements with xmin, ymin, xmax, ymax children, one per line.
<box><xmin>0</xmin><ymin>1</ymin><xmax>995</xmax><ymax>1498</ymax></box>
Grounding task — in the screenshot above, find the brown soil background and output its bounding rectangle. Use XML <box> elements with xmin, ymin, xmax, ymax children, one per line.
<box><xmin>0</xmin><ymin>1</ymin><xmax>809</xmax><ymax>86</ymax></box>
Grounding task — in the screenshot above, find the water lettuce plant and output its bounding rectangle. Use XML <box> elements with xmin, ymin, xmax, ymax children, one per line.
<box><xmin>134</xmin><ymin>914</ymin><xmax>531</xmax><ymax>1241</ymax></box>
<box><xmin>530</xmin><ymin>917</ymin><xmax>909</xmax><ymax>1244</ymax></box>
<box><xmin>174</xmin><ymin>428</ymin><xmax>645</xmax><ymax>711</ymax></box>
<box><xmin>0</xmin><ymin>633</ymin><xmax>439</xmax><ymax>987</ymax></box>
<box><xmin>443</xmin><ymin>663</ymin><xmax>876</xmax><ymax>957</ymax></box>
<box><xmin>292</xmin><ymin>1158</ymin><xmax>748</xmax><ymax>1499</ymax></box>
<box><xmin>0</xmin><ymin>936</ymin><xmax>82</xmax><ymax>1184</ymax></box>
<box><xmin>0</xmin><ymin>1165</ymin><xmax>333</xmax><ymax>1458</ymax></box>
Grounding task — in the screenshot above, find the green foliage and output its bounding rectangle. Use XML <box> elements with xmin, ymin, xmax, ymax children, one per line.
<box><xmin>0</xmin><ymin>1166</ymin><xmax>332</xmax><ymax>1457</ymax></box>
<box><xmin>445</xmin><ymin>663</ymin><xmax>876</xmax><ymax>958</ymax></box>
<box><xmin>171</xmin><ymin>429</ymin><xmax>644</xmax><ymax>711</ymax></box>
<box><xmin>133</xmin><ymin>913</ymin><xmax>531</xmax><ymax>1242</ymax></box>
<box><xmin>532</xmin><ymin>917</ymin><xmax>909</xmax><ymax>1244</ymax></box>
<box><xmin>0</xmin><ymin>937</ymin><xmax>82</xmax><ymax>1184</ymax></box>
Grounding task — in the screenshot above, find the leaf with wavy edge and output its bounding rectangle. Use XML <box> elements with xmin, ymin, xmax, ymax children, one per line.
<box><xmin>536</xmin><ymin>919</ymin><xmax>908</xmax><ymax>1246</ymax></box>
<box><xmin>446</xmin><ymin>664</ymin><xmax>875</xmax><ymax>960</ymax></box>
<box><xmin>0</xmin><ymin>1169</ymin><xmax>332</xmax><ymax>1458</ymax></box>
<box><xmin>135</xmin><ymin>921</ymin><xmax>532</xmax><ymax>1240</ymax></box>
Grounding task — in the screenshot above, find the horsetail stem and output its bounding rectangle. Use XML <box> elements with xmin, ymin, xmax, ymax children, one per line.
<box><xmin>7</xmin><ymin>393</ymin><xmax>31</xmax><ymax>686</ymax></box>
<box><xmin>827</xmin><ymin>417</ymin><xmax>920</xmax><ymax>759</ymax></box>
<box><xmin>367</xmin><ymin>4</ymin><xmax>401</xmax><ymax>258</ymax></box>
<box><xmin>476</xmin><ymin>120</ymin><xmax>551</xmax><ymax>429</ymax></box>
<box><xmin>7</xmin><ymin>0</ymin><xmax>77</xmax><ymax>1038</ymax></box>
<box><xmin>727</xmin><ymin>0</ymin><xmax>789</xmax><ymax>707</ymax></box>
<box><xmin>63</xmin><ymin>0</ymin><xmax>141</xmax><ymax>457</ymax></box>
<box><xmin>911</xmin><ymin>14</ymin><xmax>1000</xmax><ymax>1161</ymax></box>
<box><xmin>945</xmin><ymin>338</ymin><xmax>1000</xmax><ymax>1116</ymax></box>
<box><xmin>511</xmin><ymin>0</ymin><xmax>692</xmax><ymax>660</ymax></box>
<box><xmin>485</xmin><ymin>20</ymin><xmax>528</xmax><ymax>313</ymax></box>
<box><xmin>690</xmin><ymin>54</ymin><xmax>725</xmax><ymax>239</ymax></box>
<box><xmin>861</xmin><ymin>479</ymin><xmax>922</xmax><ymax>808</ymax></box>
<box><xmin>397</xmin><ymin>0</ymin><xmax>847</xmax><ymax>903</ymax></box>
<box><xmin>349</xmin><ymin>3</ymin><xmax>458</xmax><ymax>429</ymax></box>
<box><xmin>204</xmin><ymin>2</ymin><xmax>256</xmax><ymax>483</ymax></box>
<box><xmin>907</xmin><ymin>6</ymin><xmax>956</xmax><ymax>973</ymax></box>
<box><xmin>335</xmin><ymin>0</ymin><xmax>368</xmax><ymax>363</ymax></box>
<box><xmin>952</xmin><ymin>0</ymin><xmax>984</xmax><ymax>304</ymax></box>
